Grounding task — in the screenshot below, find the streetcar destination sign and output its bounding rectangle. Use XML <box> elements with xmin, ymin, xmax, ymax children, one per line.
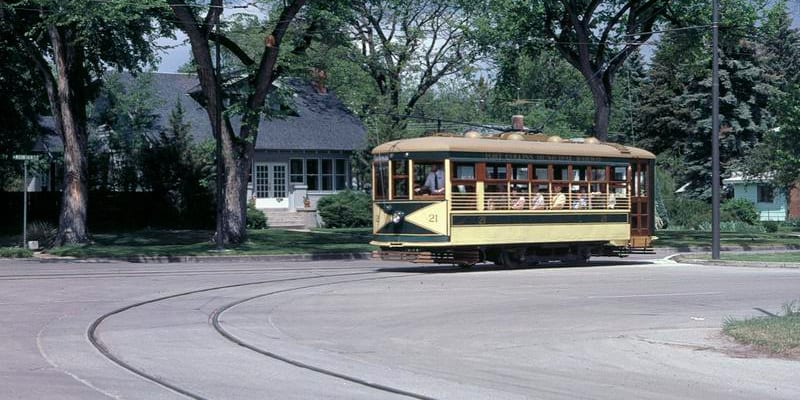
<box><xmin>12</xmin><ymin>155</ymin><xmax>38</xmax><ymax>161</ymax></box>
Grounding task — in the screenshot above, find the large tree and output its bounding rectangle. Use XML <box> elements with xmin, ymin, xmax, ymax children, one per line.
<box><xmin>348</xmin><ymin>0</ymin><xmax>482</xmax><ymax>144</ymax></box>
<box><xmin>167</xmin><ymin>0</ymin><xmax>309</xmax><ymax>244</ymax></box>
<box><xmin>0</xmin><ymin>0</ymin><xmax>169</xmax><ymax>245</ymax></box>
<box><xmin>0</xmin><ymin>14</ymin><xmax>45</xmax><ymax>191</ymax></box>
<box><xmin>542</xmin><ymin>0</ymin><xmax>671</xmax><ymax>141</ymax></box>
<box><xmin>638</xmin><ymin>0</ymin><xmax>782</xmax><ymax>199</ymax></box>
<box><xmin>741</xmin><ymin>1</ymin><xmax>800</xmax><ymax>192</ymax></box>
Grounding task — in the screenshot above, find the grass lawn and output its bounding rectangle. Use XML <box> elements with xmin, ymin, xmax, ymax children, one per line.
<box><xmin>723</xmin><ymin>303</ymin><xmax>800</xmax><ymax>356</ymax></box>
<box><xmin>654</xmin><ymin>231</ymin><xmax>800</xmax><ymax>249</ymax></box>
<box><xmin>44</xmin><ymin>228</ymin><xmax>375</xmax><ymax>258</ymax></box>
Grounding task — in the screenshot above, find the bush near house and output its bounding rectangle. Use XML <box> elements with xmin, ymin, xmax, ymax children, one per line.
<box><xmin>665</xmin><ymin>197</ymin><xmax>711</xmax><ymax>230</ymax></box>
<box><xmin>721</xmin><ymin>198</ymin><xmax>760</xmax><ymax>225</ymax></box>
<box><xmin>246</xmin><ymin>201</ymin><xmax>269</xmax><ymax>229</ymax></box>
<box><xmin>317</xmin><ymin>190</ymin><xmax>372</xmax><ymax>228</ymax></box>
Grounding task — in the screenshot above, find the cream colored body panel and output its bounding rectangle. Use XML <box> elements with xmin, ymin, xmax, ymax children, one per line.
<box><xmin>448</xmin><ymin>224</ymin><xmax>630</xmax><ymax>246</ymax></box>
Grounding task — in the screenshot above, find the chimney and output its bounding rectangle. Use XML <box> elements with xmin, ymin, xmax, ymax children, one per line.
<box><xmin>511</xmin><ymin>115</ymin><xmax>524</xmax><ymax>131</ymax></box>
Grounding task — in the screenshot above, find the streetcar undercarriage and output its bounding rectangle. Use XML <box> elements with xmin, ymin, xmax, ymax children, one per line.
<box><xmin>373</xmin><ymin>241</ymin><xmax>650</xmax><ymax>267</ymax></box>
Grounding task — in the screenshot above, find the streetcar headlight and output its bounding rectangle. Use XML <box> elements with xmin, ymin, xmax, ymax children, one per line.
<box><xmin>392</xmin><ymin>211</ymin><xmax>405</xmax><ymax>224</ymax></box>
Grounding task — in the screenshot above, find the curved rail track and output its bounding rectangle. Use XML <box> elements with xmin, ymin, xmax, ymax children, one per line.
<box><xmin>87</xmin><ymin>267</ymin><xmax>435</xmax><ymax>400</ymax></box>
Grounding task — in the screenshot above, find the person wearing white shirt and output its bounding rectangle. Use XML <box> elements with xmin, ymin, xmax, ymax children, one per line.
<box><xmin>416</xmin><ymin>164</ymin><xmax>445</xmax><ymax>194</ymax></box>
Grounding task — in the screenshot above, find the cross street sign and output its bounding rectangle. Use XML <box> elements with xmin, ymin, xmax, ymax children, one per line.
<box><xmin>13</xmin><ymin>154</ymin><xmax>38</xmax><ymax>161</ymax></box>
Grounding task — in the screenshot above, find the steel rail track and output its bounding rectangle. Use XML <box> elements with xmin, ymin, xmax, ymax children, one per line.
<box><xmin>87</xmin><ymin>270</ymin><xmax>434</xmax><ymax>399</ymax></box>
<box><xmin>210</xmin><ymin>280</ymin><xmax>437</xmax><ymax>400</ymax></box>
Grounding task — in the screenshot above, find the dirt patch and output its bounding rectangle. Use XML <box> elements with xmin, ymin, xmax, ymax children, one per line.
<box><xmin>712</xmin><ymin>331</ymin><xmax>800</xmax><ymax>361</ymax></box>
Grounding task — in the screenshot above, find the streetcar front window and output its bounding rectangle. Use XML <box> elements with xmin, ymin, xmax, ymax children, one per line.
<box><xmin>392</xmin><ymin>160</ymin><xmax>409</xmax><ymax>199</ymax></box>
<box><xmin>413</xmin><ymin>161</ymin><xmax>445</xmax><ymax>197</ymax></box>
<box><xmin>373</xmin><ymin>161</ymin><xmax>388</xmax><ymax>200</ymax></box>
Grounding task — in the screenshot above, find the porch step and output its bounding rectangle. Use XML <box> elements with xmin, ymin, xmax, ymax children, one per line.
<box><xmin>261</xmin><ymin>209</ymin><xmax>317</xmax><ymax>229</ymax></box>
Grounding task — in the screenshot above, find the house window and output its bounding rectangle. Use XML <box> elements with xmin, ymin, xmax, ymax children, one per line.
<box><xmin>290</xmin><ymin>159</ymin><xmax>304</xmax><ymax>184</ymax></box>
<box><xmin>255</xmin><ymin>164</ymin><xmax>270</xmax><ymax>198</ymax></box>
<box><xmin>757</xmin><ymin>185</ymin><xmax>775</xmax><ymax>203</ymax></box>
<box><xmin>321</xmin><ymin>159</ymin><xmax>334</xmax><ymax>191</ymax></box>
<box><xmin>336</xmin><ymin>159</ymin><xmax>348</xmax><ymax>190</ymax></box>
<box><xmin>306</xmin><ymin>159</ymin><xmax>319</xmax><ymax>190</ymax></box>
<box><xmin>289</xmin><ymin>158</ymin><xmax>348</xmax><ymax>192</ymax></box>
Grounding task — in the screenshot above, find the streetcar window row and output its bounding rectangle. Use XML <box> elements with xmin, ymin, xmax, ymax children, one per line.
<box><xmin>374</xmin><ymin>160</ymin><xmax>648</xmax><ymax>212</ymax></box>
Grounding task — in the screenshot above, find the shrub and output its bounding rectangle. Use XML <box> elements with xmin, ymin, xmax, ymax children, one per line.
<box><xmin>762</xmin><ymin>221</ymin><xmax>780</xmax><ymax>233</ymax></box>
<box><xmin>317</xmin><ymin>191</ymin><xmax>372</xmax><ymax>228</ymax></box>
<box><xmin>0</xmin><ymin>247</ymin><xmax>33</xmax><ymax>258</ymax></box>
<box><xmin>665</xmin><ymin>197</ymin><xmax>711</xmax><ymax>230</ymax></box>
<box><xmin>721</xmin><ymin>198</ymin><xmax>760</xmax><ymax>225</ymax></box>
<box><xmin>785</xmin><ymin>217</ymin><xmax>800</xmax><ymax>230</ymax></box>
<box><xmin>246</xmin><ymin>201</ymin><xmax>268</xmax><ymax>229</ymax></box>
<box><xmin>27</xmin><ymin>220</ymin><xmax>57</xmax><ymax>248</ymax></box>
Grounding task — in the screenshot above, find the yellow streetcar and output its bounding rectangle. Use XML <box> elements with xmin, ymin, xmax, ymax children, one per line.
<box><xmin>370</xmin><ymin>131</ymin><xmax>655</xmax><ymax>266</ymax></box>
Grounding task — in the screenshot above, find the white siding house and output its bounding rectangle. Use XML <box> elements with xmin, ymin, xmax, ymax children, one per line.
<box><xmin>723</xmin><ymin>172</ymin><xmax>787</xmax><ymax>221</ymax></box>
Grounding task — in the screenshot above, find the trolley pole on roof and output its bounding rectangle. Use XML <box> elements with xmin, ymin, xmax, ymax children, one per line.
<box><xmin>711</xmin><ymin>0</ymin><xmax>721</xmax><ymax>259</ymax></box>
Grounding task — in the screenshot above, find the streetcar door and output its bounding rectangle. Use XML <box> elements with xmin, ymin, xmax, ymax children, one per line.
<box><xmin>630</xmin><ymin>161</ymin><xmax>651</xmax><ymax>238</ymax></box>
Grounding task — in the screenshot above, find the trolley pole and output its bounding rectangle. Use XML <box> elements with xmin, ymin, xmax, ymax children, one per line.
<box><xmin>711</xmin><ymin>0</ymin><xmax>721</xmax><ymax>259</ymax></box>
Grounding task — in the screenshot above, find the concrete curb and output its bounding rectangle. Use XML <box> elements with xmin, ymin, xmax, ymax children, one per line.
<box><xmin>671</xmin><ymin>254</ymin><xmax>800</xmax><ymax>269</ymax></box>
<box><xmin>28</xmin><ymin>252</ymin><xmax>373</xmax><ymax>264</ymax></box>
<box><xmin>16</xmin><ymin>245</ymin><xmax>800</xmax><ymax>265</ymax></box>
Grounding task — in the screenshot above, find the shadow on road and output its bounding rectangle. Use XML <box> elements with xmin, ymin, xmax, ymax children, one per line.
<box><xmin>377</xmin><ymin>259</ymin><xmax>654</xmax><ymax>274</ymax></box>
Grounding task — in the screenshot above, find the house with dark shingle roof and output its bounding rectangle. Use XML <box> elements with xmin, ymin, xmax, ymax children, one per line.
<box><xmin>33</xmin><ymin>72</ymin><xmax>366</xmax><ymax>225</ymax></box>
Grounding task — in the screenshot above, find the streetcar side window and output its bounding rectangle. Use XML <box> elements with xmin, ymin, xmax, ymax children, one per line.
<box><xmin>451</xmin><ymin>163</ymin><xmax>476</xmax><ymax>194</ymax></box>
<box><xmin>451</xmin><ymin>162</ymin><xmax>477</xmax><ymax>210</ymax></box>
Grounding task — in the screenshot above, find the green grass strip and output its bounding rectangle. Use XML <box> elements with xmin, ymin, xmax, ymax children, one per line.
<box><xmin>654</xmin><ymin>231</ymin><xmax>800</xmax><ymax>248</ymax></box>
<box><xmin>723</xmin><ymin>302</ymin><xmax>800</xmax><ymax>354</ymax></box>
<box><xmin>0</xmin><ymin>247</ymin><xmax>33</xmax><ymax>258</ymax></box>
<box><xmin>45</xmin><ymin>228</ymin><xmax>376</xmax><ymax>258</ymax></box>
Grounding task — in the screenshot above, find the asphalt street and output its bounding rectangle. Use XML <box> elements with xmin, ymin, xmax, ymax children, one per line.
<box><xmin>0</xmin><ymin>256</ymin><xmax>798</xmax><ymax>399</ymax></box>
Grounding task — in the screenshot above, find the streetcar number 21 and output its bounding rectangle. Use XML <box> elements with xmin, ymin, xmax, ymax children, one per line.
<box><xmin>428</xmin><ymin>214</ymin><xmax>438</xmax><ymax>223</ymax></box>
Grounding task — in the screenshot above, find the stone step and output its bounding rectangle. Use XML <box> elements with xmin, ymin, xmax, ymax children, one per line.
<box><xmin>261</xmin><ymin>210</ymin><xmax>317</xmax><ymax>228</ymax></box>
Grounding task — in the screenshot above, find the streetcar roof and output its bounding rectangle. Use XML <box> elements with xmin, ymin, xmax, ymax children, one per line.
<box><xmin>372</xmin><ymin>136</ymin><xmax>655</xmax><ymax>160</ymax></box>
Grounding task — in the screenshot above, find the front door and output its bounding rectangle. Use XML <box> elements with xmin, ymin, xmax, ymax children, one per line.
<box><xmin>254</xmin><ymin>163</ymin><xmax>289</xmax><ymax>208</ymax></box>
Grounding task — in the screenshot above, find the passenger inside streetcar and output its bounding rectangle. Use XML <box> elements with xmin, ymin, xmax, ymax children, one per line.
<box><xmin>551</xmin><ymin>185</ymin><xmax>566</xmax><ymax>209</ymax></box>
<box><xmin>414</xmin><ymin>163</ymin><xmax>445</xmax><ymax>195</ymax></box>
<box><xmin>531</xmin><ymin>187</ymin><xmax>545</xmax><ymax>210</ymax></box>
<box><xmin>511</xmin><ymin>186</ymin><xmax>526</xmax><ymax>210</ymax></box>
<box><xmin>572</xmin><ymin>189</ymin><xmax>588</xmax><ymax>209</ymax></box>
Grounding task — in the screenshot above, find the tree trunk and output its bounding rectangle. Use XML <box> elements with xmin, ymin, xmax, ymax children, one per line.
<box><xmin>220</xmin><ymin>119</ymin><xmax>251</xmax><ymax>244</ymax></box>
<box><xmin>49</xmin><ymin>25</ymin><xmax>90</xmax><ymax>246</ymax></box>
<box><xmin>586</xmin><ymin>76</ymin><xmax>612</xmax><ymax>142</ymax></box>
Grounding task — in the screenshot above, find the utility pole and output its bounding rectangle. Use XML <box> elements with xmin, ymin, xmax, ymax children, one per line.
<box><xmin>711</xmin><ymin>0</ymin><xmax>721</xmax><ymax>259</ymax></box>
<box><xmin>214</xmin><ymin>10</ymin><xmax>224</xmax><ymax>251</ymax></box>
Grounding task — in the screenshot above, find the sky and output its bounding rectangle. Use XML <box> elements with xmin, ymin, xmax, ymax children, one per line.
<box><xmin>155</xmin><ymin>2</ymin><xmax>800</xmax><ymax>73</ymax></box>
